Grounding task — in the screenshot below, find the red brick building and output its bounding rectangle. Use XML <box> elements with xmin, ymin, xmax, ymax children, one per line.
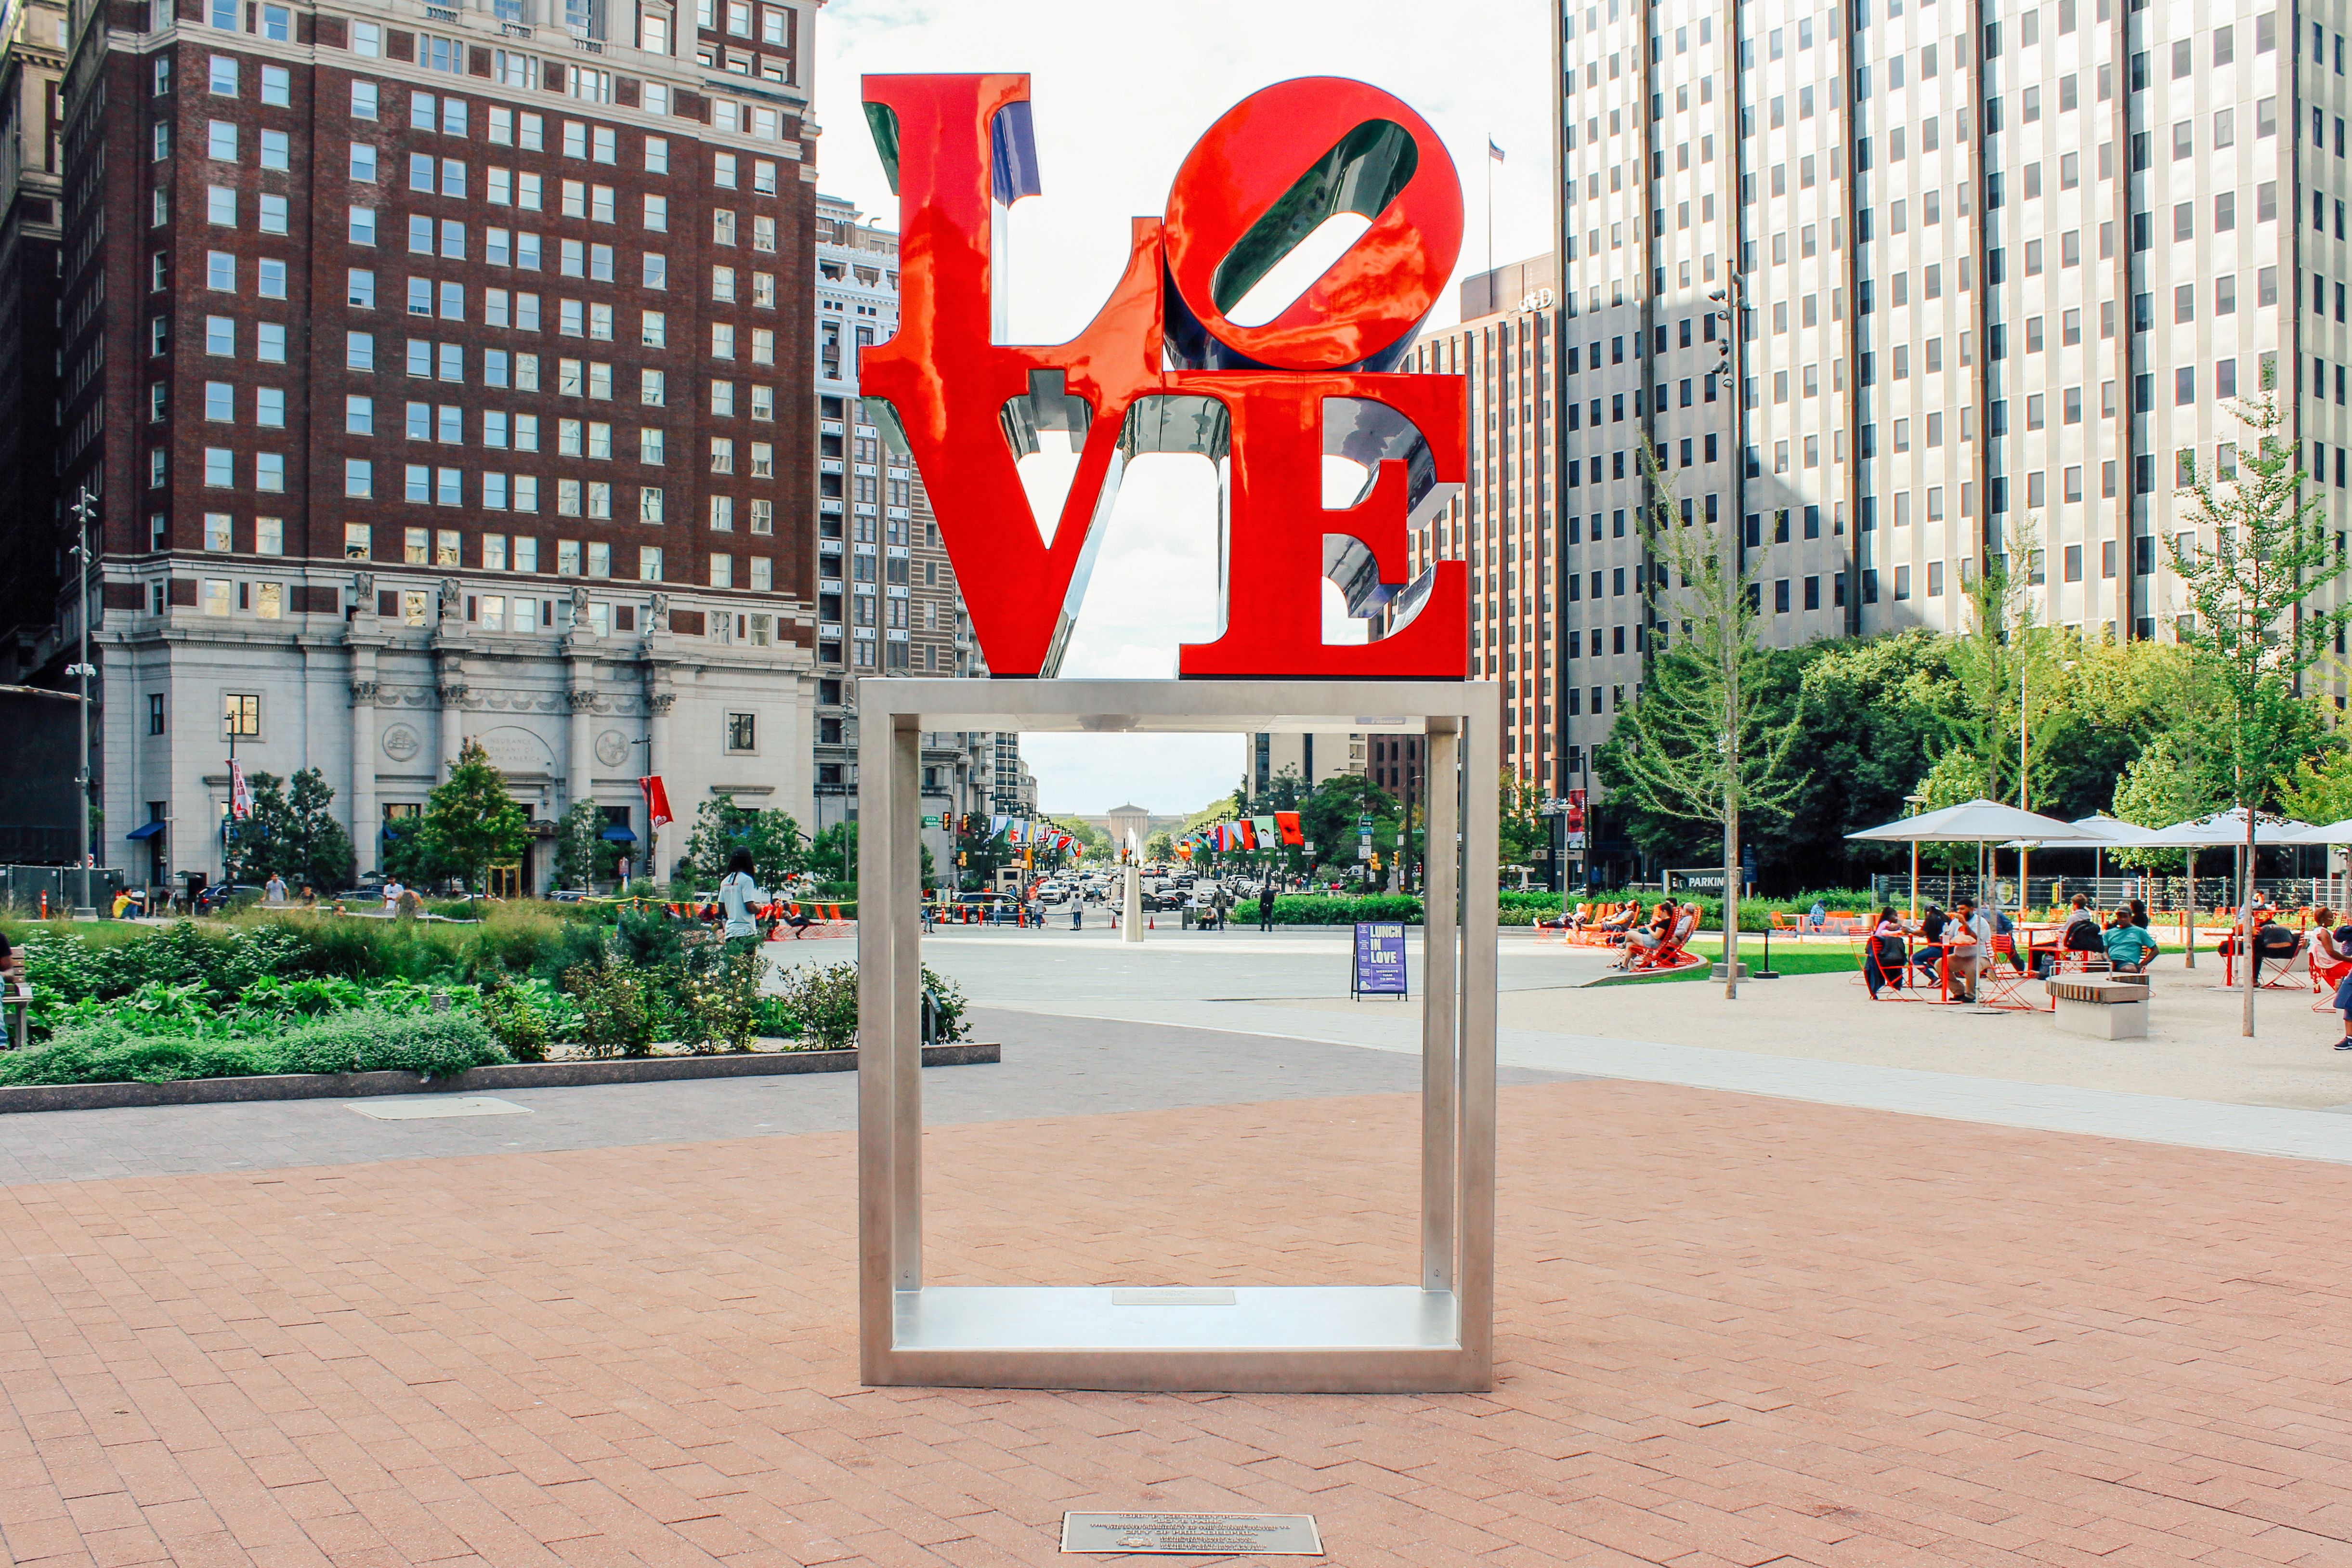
<box><xmin>54</xmin><ymin>0</ymin><xmax>820</xmax><ymax>888</ymax></box>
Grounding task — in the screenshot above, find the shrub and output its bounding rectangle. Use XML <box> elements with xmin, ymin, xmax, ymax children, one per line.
<box><xmin>923</xmin><ymin>966</ymin><xmax>970</xmax><ymax>1044</ymax></box>
<box><xmin>562</xmin><ymin>963</ymin><xmax>656</xmax><ymax>1058</ymax></box>
<box><xmin>479</xmin><ymin>982</ymin><xmax>552</xmax><ymax>1062</ymax></box>
<box><xmin>1268</xmin><ymin>894</ymin><xmax>1424</xmax><ymax>926</ymax></box>
<box><xmin>770</xmin><ymin>962</ymin><xmax>859</xmax><ymax>1050</ymax></box>
<box><xmin>676</xmin><ymin>951</ymin><xmax>762</xmax><ymax>1054</ymax></box>
<box><xmin>0</xmin><ymin>1010</ymin><xmax>504</xmax><ymax>1087</ymax></box>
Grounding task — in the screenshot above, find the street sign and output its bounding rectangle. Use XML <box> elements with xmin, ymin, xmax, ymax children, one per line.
<box><xmin>922</xmin><ymin>814</ymin><xmax>942</xmax><ymax>827</ymax></box>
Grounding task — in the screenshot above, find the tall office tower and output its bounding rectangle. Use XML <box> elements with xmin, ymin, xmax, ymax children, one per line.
<box><xmin>1405</xmin><ymin>258</ymin><xmax>1571</xmax><ymax>793</ymax></box>
<box><xmin>1553</xmin><ymin>0</ymin><xmax>2301</xmax><ymax>733</ymax></box>
<box><xmin>48</xmin><ymin>0</ymin><xmax>822</xmax><ymax>894</ymax></box>
<box><xmin>0</xmin><ymin>0</ymin><xmax>65</xmax><ymax>677</ymax></box>
<box><xmin>809</xmin><ymin>192</ymin><xmax>1026</xmax><ymax>868</ymax></box>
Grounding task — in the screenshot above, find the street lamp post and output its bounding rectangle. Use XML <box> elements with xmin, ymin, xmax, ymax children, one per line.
<box><xmin>1903</xmin><ymin>792</ymin><xmax>1928</xmax><ymax>920</ymax></box>
<box><xmin>66</xmin><ymin>487</ymin><xmax>99</xmax><ymax>918</ymax></box>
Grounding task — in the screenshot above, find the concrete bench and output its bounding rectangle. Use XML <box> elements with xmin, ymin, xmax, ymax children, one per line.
<box><xmin>2045</xmin><ymin>974</ymin><xmax>2149</xmax><ymax>1038</ymax></box>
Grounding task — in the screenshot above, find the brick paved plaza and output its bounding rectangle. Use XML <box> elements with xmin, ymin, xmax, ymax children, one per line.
<box><xmin>2</xmin><ymin>1005</ymin><xmax>2348</xmax><ymax>1567</ymax></box>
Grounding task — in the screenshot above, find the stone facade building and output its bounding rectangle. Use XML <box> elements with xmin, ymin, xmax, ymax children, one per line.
<box><xmin>38</xmin><ymin>0</ymin><xmax>822</xmax><ymax>890</ymax></box>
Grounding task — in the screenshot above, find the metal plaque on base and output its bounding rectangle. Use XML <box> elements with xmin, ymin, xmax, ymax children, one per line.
<box><xmin>858</xmin><ymin>679</ymin><xmax>1498</xmax><ymax>1395</ymax></box>
<box><xmin>1060</xmin><ymin>1512</ymin><xmax>1324</xmax><ymax>1555</ymax></box>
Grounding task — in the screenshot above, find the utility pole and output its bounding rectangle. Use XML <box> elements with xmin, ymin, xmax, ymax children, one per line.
<box><xmin>66</xmin><ymin>487</ymin><xmax>99</xmax><ymax>917</ymax></box>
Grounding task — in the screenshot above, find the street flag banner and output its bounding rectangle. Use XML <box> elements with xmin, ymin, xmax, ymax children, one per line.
<box><xmin>228</xmin><ymin>759</ymin><xmax>254</xmax><ymax>821</ymax></box>
<box><xmin>1236</xmin><ymin>818</ymin><xmax>1258</xmax><ymax>850</ymax></box>
<box><xmin>1275</xmin><ymin>810</ymin><xmax>1305</xmax><ymax>845</ymax></box>
<box><xmin>638</xmin><ymin>774</ymin><xmax>673</xmax><ymax>831</ymax></box>
<box><xmin>991</xmin><ymin>814</ymin><xmax>1012</xmax><ymax>839</ymax></box>
<box><xmin>1006</xmin><ymin>820</ymin><xmax>1025</xmax><ymax>846</ymax></box>
<box><xmin>1252</xmin><ymin>814</ymin><xmax>1278</xmax><ymax>844</ymax></box>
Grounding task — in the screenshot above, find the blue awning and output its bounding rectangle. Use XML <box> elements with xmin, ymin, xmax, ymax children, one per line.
<box><xmin>125</xmin><ymin>820</ymin><xmax>167</xmax><ymax>841</ymax></box>
<box><xmin>600</xmin><ymin>825</ymin><xmax>637</xmax><ymax>842</ymax></box>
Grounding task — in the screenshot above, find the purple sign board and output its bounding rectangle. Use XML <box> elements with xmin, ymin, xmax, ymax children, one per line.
<box><xmin>1352</xmin><ymin>921</ymin><xmax>1409</xmax><ymax>999</ymax></box>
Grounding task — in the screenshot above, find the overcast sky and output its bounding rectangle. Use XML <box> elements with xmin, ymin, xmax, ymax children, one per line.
<box><xmin>814</xmin><ymin>0</ymin><xmax>1555</xmax><ymax>814</ymax></box>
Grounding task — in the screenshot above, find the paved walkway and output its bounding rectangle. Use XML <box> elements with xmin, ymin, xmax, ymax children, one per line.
<box><xmin>886</xmin><ymin>930</ymin><xmax>2352</xmax><ymax>1164</ymax></box>
<box><xmin>0</xmin><ymin>1012</ymin><xmax>1572</xmax><ymax>1187</ymax></box>
<box><xmin>4</xmin><ymin>1078</ymin><xmax>2349</xmax><ymax>1567</ymax></box>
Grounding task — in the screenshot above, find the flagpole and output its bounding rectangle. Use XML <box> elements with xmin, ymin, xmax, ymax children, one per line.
<box><xmin>1485</xmin><ymin>132</ymin><xmax>1494</xmax><ymax>283</ymax></box>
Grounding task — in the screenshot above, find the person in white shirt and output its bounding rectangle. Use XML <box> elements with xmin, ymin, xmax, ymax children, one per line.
<box><xmin>1947</xmin><ymin>896</ymin><xmax>1994</xmax><ymax>1002</ymax></box>
<box><xmin>718</xmin><ymin>849</ymin><xmax>771</xmax><ymax>955</ymax></box>
<box><xmin>381</xmin><ymin>879</ymin><xmax>405</xmax><ymax>912</ymax></box>
<box><xmin>264</xmin><ymin>874</ymin><xmax>288</xmax><ymax>904</ymax></box>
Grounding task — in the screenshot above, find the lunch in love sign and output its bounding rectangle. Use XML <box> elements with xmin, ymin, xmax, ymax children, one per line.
<box><xmin>859</xmin><ymin>74</ymin><xmax>1472</xmax><ymax>681</ymax></box>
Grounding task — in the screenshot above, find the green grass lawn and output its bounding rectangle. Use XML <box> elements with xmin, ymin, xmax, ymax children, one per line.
<box><xmin>1593</xmin><ymin>936</ymin><xmax>1862</xmax><ymax>984</ymax></box>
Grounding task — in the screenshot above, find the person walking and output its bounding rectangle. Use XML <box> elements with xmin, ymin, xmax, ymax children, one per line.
<box><xmin>717</xmin><ymin>848</ymin><xmax>771</xmax><ymax>957</ymax></box>
<box><xmin>1258</xmin><ymin>881</ymin><xmax>1276</xmax><ymax>931</ymax></box>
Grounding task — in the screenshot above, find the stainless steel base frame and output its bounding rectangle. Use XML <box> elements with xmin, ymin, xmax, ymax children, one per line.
<box><xmin>856</xmin><ymin>679</ymin><xmax>1499</xmax><ymax>1394</ymax></box>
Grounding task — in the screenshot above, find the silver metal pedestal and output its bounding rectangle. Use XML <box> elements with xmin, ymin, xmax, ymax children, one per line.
<box><xmin>857</xmin><ymin>679</ymin><xmax>1499</xmax><ymax>1394</ymax></box>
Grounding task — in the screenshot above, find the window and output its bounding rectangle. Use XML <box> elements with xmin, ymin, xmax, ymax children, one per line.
<box><xmin>203</xmin><ymin>447</ymin><xmax>233</xmax><ymax>486</ymax></box>
<box><xmin>256</xmin><ymin>388</ymin><xmax>285</xmax><ymax>428</ymax></box>
<box><xmin>347</xmin><ymin>394</ymin><xmax>374</xmax><ymax>435</ymax></box>
<box><xmin>345</xmin><ymin>459</ymin><xmax>373</xmax><ymax>498</ymax></box>
<box><xmin>208</xmin><ymin>54</ymin><xmax>237</xmax><ymax>95</ymax></box>
<box><xmin>206</xmin><ymin>186</ymin><xmax>235</xmax><ymax>225</ymax></box>
<box><xmin>350</xmin><ymin>206</ymin><xmax>377</xmax><ymax>245</ymax></box>
<box><xmin>347</xmin><ymin>331</ymin><xmax>375</xmax><ymax>369</ymax></box>
<box><xmin>726</xmin><ymin>713</ymin><xmax>756</xmax><ymax>752</ymax></box>
<box><xmin>208</xmin><ymin>119</ymin><xmax>237</xmax><ymax>160</ymax></box>
<box><xmin>223</xmin><ymin>694</ymin><xmax>260</xmax><ymax>735</ymax></box>
<box><xmin>204</xmin><ymin>511</ymin><xmax>233</xmax><ymax>549</ymax></box>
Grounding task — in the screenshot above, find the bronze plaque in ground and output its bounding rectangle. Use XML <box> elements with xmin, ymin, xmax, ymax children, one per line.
<box><xmin>1060</xmin><ymin>1512</ymin><xmax>1324</xmax><ymax>1555</ymax></box>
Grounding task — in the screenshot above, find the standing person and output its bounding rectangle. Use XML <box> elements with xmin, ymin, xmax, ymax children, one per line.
<box><xmin>1211</xmin><ymin>882</ymin><xmax>1229</xmax><ymax>930</ymax></box>
<box><xmin>264</xmin><ymin>872</ymin><xmax>288</xmax><ymax>904</ymax></box>
<box><xmin>0</xmin><ymin>925</ymin><xmax>19</xmax><ymax>1048</ymax></box>
<box><xmin>380</xmin><ymin>877</ymin><xmax>405</xmax><ymax>913</ymax></box>
<box><xmin>1258</xmin><ymin>881</ymin><xmax>1276</xmax><ymax>931</ymax></box>
<box><xmin>718</xmin><ymin>848</ymin><xmax>770</xmax><ymax>956</ymax></box>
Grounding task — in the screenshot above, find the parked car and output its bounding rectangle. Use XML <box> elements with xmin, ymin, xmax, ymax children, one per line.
<box><xmin>194</xmin><ymin>883</ymin><xmax>264</xmax><ymax>915</ymax></box>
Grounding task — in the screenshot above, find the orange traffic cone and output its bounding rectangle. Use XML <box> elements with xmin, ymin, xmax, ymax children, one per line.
<box><xmin>1148</xmin><ymin>915</ymin><xmax>1155</xmax><ymax>929</ymax></box>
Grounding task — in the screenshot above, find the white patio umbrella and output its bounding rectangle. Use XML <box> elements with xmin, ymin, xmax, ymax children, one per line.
<box><xmin>2139</xmin><ymin>808</ymin><xmax>2315</xmax><ymax>847</ymax></box>
<box><xmin>2276</xmin><ymin>816</ymin><xmax>2352</xmax><ymax>845</ymax></box>
<box><xmin>1848</xmin><ymin>799</ymin><xmax>2101</xmax><ymax>913</ymax></box>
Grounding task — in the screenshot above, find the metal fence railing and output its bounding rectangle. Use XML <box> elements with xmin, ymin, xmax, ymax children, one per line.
<box><xmin>1871</xmin><ymin>873</ymin><xmax>2350</xmax><ymax>913</ymax></box>
<box><xmin>0</xmin><ymin>865</ymin><xmax>131</xmax><ymax>915</ymax></box>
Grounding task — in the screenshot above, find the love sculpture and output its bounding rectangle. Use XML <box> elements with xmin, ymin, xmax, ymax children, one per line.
<box><xmin>859</xmin><ymin>73</ymin><xmax>1470</xmax><ymax>679</ymax></box>
<box><xmin>852</xmin><ymin>75</ymin><xmax>1498</xmax><ymax>1395</ymax></box>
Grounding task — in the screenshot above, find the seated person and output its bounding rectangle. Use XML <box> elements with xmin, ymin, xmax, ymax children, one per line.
<box><xmin>2102</xmin><ymin>909</ymin><xmax>2161</xmax><ymax>973</ymax></box>
<box><xmin>1615</xmin><ymin>903</ymin><xmax>1675</xmax><ymax>968</ymax></box>
<box><xmin>1597</xmin><ymin>902</ymin><xmax>1642</xmax><ymax>942</ymax></box>
<box><xmin>1865</xmin><ymin>906</ymin><xmax>1910</xmax><ymax>998</ymax></box>
<box><xmin>2218</xmin><ymin>907</ymin><xmax>2302</xmax><ymax>981</ymax></box>
<box><xmin>1910</xmin><ymin>905</ymin><xmax>1950</xmax><ymax>983</ymax></box>
<box><xmin>2060</xmin><ymin>894</ymin><xmax>2106</xmax><ymax>954</ymax></box>
<box><xmin>2311</xmin><ymin>909</ymin><xmax>2351</xmax><ymax>970</ymax></box>
<box><xmin>1943</xmin><ymin>897</ymin><xmax>1989</xmax><ymax>1002</ymax></box>
<box><xmin>1806</xmin><ymin>899</ymin><xmax>1829</xmax><ymax>933</ymax></box>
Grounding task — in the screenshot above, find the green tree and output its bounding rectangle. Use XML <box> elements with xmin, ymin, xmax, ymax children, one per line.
<box><xmin>551</xmin><ymin>799</ymin><xmax>622</xmax><ymax>890</ymax></box>
<box><xmin>2278</xmin><ymin>746</ymin><xmax>2352</xmax><ymax>827</ymax></box>
<box><xmin>2169</xmin><ymin>379</ymin><xmax>2352</xmax><ymax>1034</ymax></box>
<box><xmin>385</xmin><ymin>740</ymin><xmax>531</xmax><ymax>893</ymax></box>
<box><xmin>683</xmin><ymin>794</ymin><xmax>807</xmax><ymax>888</ymax></box>
<box><xmin>240</xmin><ymin>768</ymin><xmax>356</xmax><ymax>892</ymax></box>
<box><xmin>810</xmin><ymin>820</ymin><xmax>858</xmax><ymax>886</ymax></box>
<box><xmin>1497</xmin><ymin>777</ymin><xmax>1548</xmax><ymax>871</ymax></box>
<box><xmin>1297</xmin><ymin>772</ymin><xmax>1395</xmax><ymax>879</ymax></box>
<box><xmin>1144</xmin><ymin>830</ymin><xmax>1174</xmax><ymax>862</ymax></box>
<box><xmin>1600</xmin><ymin>444</ymin><xmax>1808</xmax><ymax>994</ymax></box>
